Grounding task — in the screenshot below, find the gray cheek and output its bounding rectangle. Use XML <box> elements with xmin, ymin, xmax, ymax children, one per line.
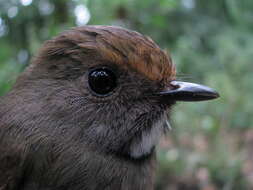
<box><xmin>129</xmin><ymin>117</ymin><xmax>165</xmax><ymax>159</ymax></box>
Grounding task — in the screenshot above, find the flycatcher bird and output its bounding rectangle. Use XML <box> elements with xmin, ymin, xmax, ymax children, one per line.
<box><xmin>0</xmin><ymin>26</ymin><xmax>219</xmax><ymax>190</ymax></box>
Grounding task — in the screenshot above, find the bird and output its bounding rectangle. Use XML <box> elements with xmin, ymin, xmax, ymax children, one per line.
<box><xmin>0</xmin><ymin>25</ymin><xmax>219</xmax><ymax>190</ymax></box>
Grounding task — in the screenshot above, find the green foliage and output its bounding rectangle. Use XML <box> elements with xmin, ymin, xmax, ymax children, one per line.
<box><xmin>0</xmin><ymin>0</ymin><xmax>252</xmax><ymax>189</ymax></box>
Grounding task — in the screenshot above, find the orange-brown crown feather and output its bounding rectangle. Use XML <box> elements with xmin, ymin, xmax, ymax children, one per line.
<box><xmin>36</xmin><ymin>25</ymin><xmax>176</xmax><ymax>82</ymax></box>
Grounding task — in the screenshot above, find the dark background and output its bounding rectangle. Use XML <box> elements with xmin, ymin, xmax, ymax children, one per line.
<box><xmin>0</xmin><ymin>0</ymin><xmax>252</xmax><ymax>189</ymax></box>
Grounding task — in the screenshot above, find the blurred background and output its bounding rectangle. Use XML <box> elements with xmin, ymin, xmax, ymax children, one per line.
<box><xmin>0</xmin><ymin>0</ymin><xmax>252</xmax><ymax>189</ymax></box>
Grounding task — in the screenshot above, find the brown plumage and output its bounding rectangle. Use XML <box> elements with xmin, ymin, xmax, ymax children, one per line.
<box><xmin>0</xmin><ymin>25</ymin><xmax>218</xmax><ymax>190</ymax></box>
<box><xmin>34</xmin><ymin>26</ymin><xmax>176</xmax><ymax>82</ymax></box>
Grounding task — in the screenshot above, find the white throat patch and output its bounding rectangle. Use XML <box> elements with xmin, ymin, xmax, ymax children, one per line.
<box><xmin>129</xmin><ymin>118</ymin><xmax>165</xmax><ymax>159</ymax></box>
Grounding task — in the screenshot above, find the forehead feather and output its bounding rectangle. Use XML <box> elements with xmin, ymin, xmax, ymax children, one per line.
<box><xmin>40</xmin><ymin>26</ymin><xmax>176</xmax><ymax>81</ymax></box>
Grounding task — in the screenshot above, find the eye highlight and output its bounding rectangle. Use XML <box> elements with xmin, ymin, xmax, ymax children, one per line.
<box><xmin>88</xmin><ymin>68</ymin><xmax>117</xmax><ymax>96</ymax></box>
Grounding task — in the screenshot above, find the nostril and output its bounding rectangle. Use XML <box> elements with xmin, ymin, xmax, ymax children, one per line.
<box><xmin>168</xmin><ymin>81</ymin><xmax>180</xmax><ymax>90</ymax></box>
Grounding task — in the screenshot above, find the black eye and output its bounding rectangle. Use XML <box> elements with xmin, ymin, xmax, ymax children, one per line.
<box><xmin>88</xmin><ymin>68</ymin><xmax>117</xmax><ymax>96</ymax></box>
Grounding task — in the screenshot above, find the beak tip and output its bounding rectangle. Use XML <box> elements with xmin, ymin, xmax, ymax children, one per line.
<box><xmin>212</xmin><ymin>91</ymin><xmax>220</xmax><ymax>99</ymax></box>
<box><xmin>187</xmin><ymin>86</ymin><xmax>220</xmax><ymax>101</ymax></box>
<box><xmin>204</xmin><ymin>91</ymin><xmax>220</xmax><ymax>101</ymax></box>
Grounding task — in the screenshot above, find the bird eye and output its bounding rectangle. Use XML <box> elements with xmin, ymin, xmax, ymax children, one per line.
<box><xmin>88</xmin><ymin>68</ymin><xmax>117</xmax><ymax>96</ymax></box>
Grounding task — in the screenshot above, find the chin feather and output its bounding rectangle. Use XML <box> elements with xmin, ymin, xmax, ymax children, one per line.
<box><xmin>129</xmin><ymin>116</ymin><xmax>166</xmax><ymax>159</ymax></box>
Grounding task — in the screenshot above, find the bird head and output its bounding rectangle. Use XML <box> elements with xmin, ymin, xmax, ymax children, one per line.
<box><xmin>13</xmin><ymin>26</ymin><xmax>219</xmax><ymax>160</ymax></box>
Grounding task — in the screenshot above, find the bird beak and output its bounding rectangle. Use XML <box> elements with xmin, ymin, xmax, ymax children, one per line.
<box><xmin>156</xmin><ymin>81</ymin><xmax>220</xmax><ymax>101</ymax></box>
